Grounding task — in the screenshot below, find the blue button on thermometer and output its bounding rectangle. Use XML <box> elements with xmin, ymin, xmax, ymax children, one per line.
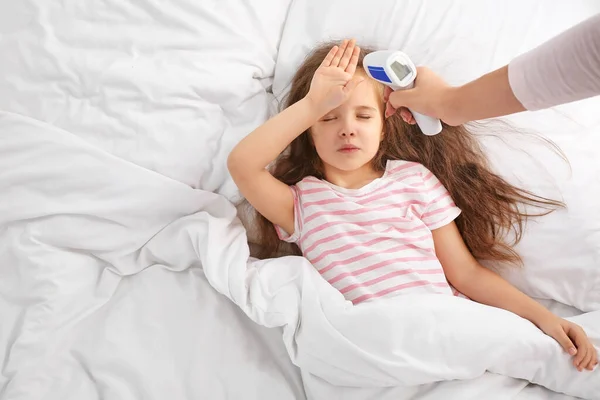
<box><xmin>363</xmin><ymin>51</ymin><xmax>442</xmax><ymax>135</ymax></box>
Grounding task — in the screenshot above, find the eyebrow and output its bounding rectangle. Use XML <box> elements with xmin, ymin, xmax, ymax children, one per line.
<box><xmin>355</xmin><ymin>105</ymin><xmax>378</xmax><ymax>111</ymax></box>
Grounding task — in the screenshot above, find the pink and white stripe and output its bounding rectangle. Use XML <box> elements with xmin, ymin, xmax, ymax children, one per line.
<box><xmin>275</xmin><ymin>160</ymin><xmax>463</xmax><ymax>304</ymax></box>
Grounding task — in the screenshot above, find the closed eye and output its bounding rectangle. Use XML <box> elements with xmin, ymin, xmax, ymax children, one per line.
<box><xmin>322</xmin><ymin>117</ymin><xmax>336</xmax><ymax>122</ymax></box>
<box><xmin>358</xmin><ymin>115</ymin><xmax>372</xmax><ymax>119</ymax></box>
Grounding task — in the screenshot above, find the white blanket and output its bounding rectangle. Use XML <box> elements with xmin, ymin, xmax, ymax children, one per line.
<box><xmin>2</xmin><ymin>112</ymin><xmax>598</xmax><ymax>399</ymax></box>
<box><xmin>0</xmin><ymin>111</ymin><xmax>305</xmax><ymax>400</ymax></box>
<box><xmin>0</xmin><ymin>0</ymin><xmax>290</xmax><ymax>200</ymax></box>
<box><xmin>0</xmin><ymin>1</ymin><xmax>305</xmax><ymax>398</ymax></box>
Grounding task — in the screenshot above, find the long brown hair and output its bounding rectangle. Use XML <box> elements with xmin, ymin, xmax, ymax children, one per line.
<box><xmin>255</xmin><ymin>41</ymin><xmax>565</xmax><ymax>265</ymax></box>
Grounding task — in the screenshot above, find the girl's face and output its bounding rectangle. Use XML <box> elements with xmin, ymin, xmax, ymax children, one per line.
<box><xmin>309</xmin><ymin>76</ymin><xmax>385</xmax><ymax>181</ymax></box>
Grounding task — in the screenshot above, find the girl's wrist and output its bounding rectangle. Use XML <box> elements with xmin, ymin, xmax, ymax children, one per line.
<box><xmin>303</xmin><ymin>95</ymin><xmax>330</xmax><ymax>119</ymax></box>
<box><xmin>289</xmin><ymin>96</ymin><xmax>325</xmax><ymax>130</ymax></box>
<box><xmin>524</xmin><ymin>304</ymin><xmax>557</xmax><ymax>329</ymax></box>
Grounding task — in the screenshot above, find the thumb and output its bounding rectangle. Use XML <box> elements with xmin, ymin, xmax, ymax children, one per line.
<box><xmin>387</xmin><ymin>88</ymin><xmax>417</xmax><ymax>110</ymax></box>
<box><xmin>343</xmin><ymin>76</ymin><xmax>365</xmax><ymax>94</ymax></box>
<box><xmin>555</xmin><ymin>326</ymin><xmax>578</xmax><ymax>356</ymax></box>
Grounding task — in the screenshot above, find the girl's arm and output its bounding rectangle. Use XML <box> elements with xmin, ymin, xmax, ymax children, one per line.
<box><xmin>432</xmin><ymin>222</ymin><xmax>598</xmax><ymax>372</ymax></box>
<box><xmin>228</xmin><ymin>98</ymin><xmax>321</xmax><ymax>234</ymax></box>
<box><xmin>228</xmin><ymin>39</ymin><xmax>363</xmax><ymax>234</ymax></box>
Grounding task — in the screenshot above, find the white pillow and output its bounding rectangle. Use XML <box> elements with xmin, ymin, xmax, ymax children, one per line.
<box><xmin>272</xmin><ymin>0</ymin><xmax>600</xmax><ymax>311</ymax></box>
<box><xmin>0</xmin><ymin>1</ymin><xmax>292</xmax><ymax>199</ymax></box>
<box><xmin>273</xmin><ymin>0</ymin><xmax>599</xmax><ymax>97</ymax></box>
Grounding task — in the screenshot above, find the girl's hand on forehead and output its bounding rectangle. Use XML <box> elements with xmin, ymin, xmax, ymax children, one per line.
<box><xmin>305</xmin><ymin>39</ymin><xmax>365</xmax><ymax>116</ymax></box>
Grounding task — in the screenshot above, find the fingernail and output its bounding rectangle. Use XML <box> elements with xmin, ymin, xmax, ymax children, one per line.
<box><xmin>569</xmin><ymin>348</ymin><xmax>577</xmax><ymax>355</ymax></box>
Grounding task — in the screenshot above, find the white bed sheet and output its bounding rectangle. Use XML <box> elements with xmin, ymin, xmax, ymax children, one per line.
<box><xmin>0</xmin><ymin>111</ymin><xmax>304</xmax><ymax>400</ymax></box>
<box><xmin>1</xmin><ymin>111</ymin><xmax>597</xmax><ymax>400</ymax></box>
<box><xmin>0</xmin><ymin>0</ymin><xmax>289</xmax><ymax>199</ymax></box>
<box><xmin>0</xmin><ymin>1</ymin><xmax>305</xmax><ymax>400</ymax></box>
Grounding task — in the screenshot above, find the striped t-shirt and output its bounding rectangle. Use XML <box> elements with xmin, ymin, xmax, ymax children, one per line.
<box><xmin>275</xmin><ymin>160</ymin><xmax>464</xmax><ymax>305</ymax></box>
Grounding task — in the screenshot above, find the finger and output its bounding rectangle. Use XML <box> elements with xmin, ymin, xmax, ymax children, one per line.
<box><xmin>555</xmin><ymin>327</ymin><xmax>578</xmax><ymax>356</ymax></box>
<box><xmin>343</xmin><ymin>75</ymin><xmax>365</xmax><ymax>95</ymax></box>
<box><xmin>339</xmin><ymin>39</ymin><xmax>356</xmax><ymax>71</ymax></box>
<box><xmin>585</xmin><ymin>346</ymin><xmax>596</xmax><ymax>370</ymax></box>
<box><xmin>571</xmin><ymin>330</ymin><xmax>587</xmax><ymax>370</ymax></box>
<box><xmin>387</xmin><ymin>88</ymin><xmax>419</xmax><ymax>111</ymax></box>
<box><xmin>345</xmin><ymin>46</ymin><xmax>360</xmax><ymax>75</ymax></box>
<box><xmin>385</xmin><ymin>102</ymin><xmax>396</xmax><ymax>119</ymax></box>
<box><xmin>331</xmin><ymin>39</ymin><xmax>348</xmax><ymax>67</ymax></box>
<box><xmin>577</xmin><ymin>345</ymin><xmax>591</xmax><ymax>370</ymax></box>
<box><xmin>400</xmin><ymin>108</ymin><xmax>415</xmax><ymax>124</ymax></box>
<box><xmin>383</xmin><ymin>86</ymin><xmax>393</xmax><ymax>102</ymax></box>
<box><xmin>574</xmin><ymin>346</ymin><xmax>588</xmax><ymax>371</ymax></box>
<box><xmin>584</xmin><ymin>345</ymin><xmax>596</xmax><ymax>370</ymax></box>
<box><xmin>569</xmin><ymin>326</ymin><xmax>590</xmax><ymax>365</ymax></box>
<box><xmin>321</xmin><ymin>46</ymin><xmax>338</xmax><ymax>67</ymax></box>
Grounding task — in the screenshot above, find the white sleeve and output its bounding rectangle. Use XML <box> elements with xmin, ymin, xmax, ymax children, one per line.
<box><xmin>273</xmin><ymin>185</ymin><xmax>303</xmax><ymax>243</ymax></box>
<box><xmin>508</xmin><ymin>14</ymin><xmax>600</xmax><ymax>111</ymax></box>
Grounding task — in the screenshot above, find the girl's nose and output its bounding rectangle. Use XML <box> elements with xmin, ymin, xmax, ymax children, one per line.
<box><xmin>339</xmin><ymin>115</ymin><xmax>357</xmax><ymax>137</ymax></box>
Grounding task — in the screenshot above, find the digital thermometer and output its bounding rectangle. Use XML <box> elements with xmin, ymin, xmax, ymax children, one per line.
<box><xmin>363</xmin><ymin>51</ymin><xmax>442</xmax><ymax>136</ymax></box>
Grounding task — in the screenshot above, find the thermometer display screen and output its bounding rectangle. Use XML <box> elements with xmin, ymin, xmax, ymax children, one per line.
<box><xmin>390</xmin><ymin>61</ymin><xmax>412</xmax><ymax>80</ymax></box>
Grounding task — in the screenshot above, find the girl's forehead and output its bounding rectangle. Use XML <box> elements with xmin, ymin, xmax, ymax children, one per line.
<box><xmin>345</xmin><ymin>77</ymin><xmax>384</xmax><ymax>108</ymax></box>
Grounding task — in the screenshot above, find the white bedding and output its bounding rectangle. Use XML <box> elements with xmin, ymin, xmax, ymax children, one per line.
<box><xmin>0</xmin><ymin>0</ymin><xmax>288</xmax><ymax>200</ymax></box>
<box><xmin>270</xmin><ymin>1</ymin><xmax>600</xmax><ymax>397</ymax></box>
<box><xmin>1</xmin><ymin>112</ymin><xmax>598</xmax><ymax>400</ymax></box>
<box><xmin>1</xmin><ymin>1</ymin><xmax>600</xmax><ymax>400</ymax></box>
<box><xmin>0</xmin><ymin>1</ymin><xmax>304</xmax><ymax>399</ymax></box>
<box><xmin>0</xmin><ymin>111</ymin><xmax>306</xmax><ymax>400</ymax></box>
<box><xmin>273</xmin><ymin>0</ymin><xmax>600</xmax><ymax>311</ymax></box>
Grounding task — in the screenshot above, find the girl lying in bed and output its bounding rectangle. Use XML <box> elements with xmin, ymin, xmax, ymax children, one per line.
<box><xmin>227</xmin><ymin>39</ymin><xmax>598</xmax><ymax>372</ymax></box>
